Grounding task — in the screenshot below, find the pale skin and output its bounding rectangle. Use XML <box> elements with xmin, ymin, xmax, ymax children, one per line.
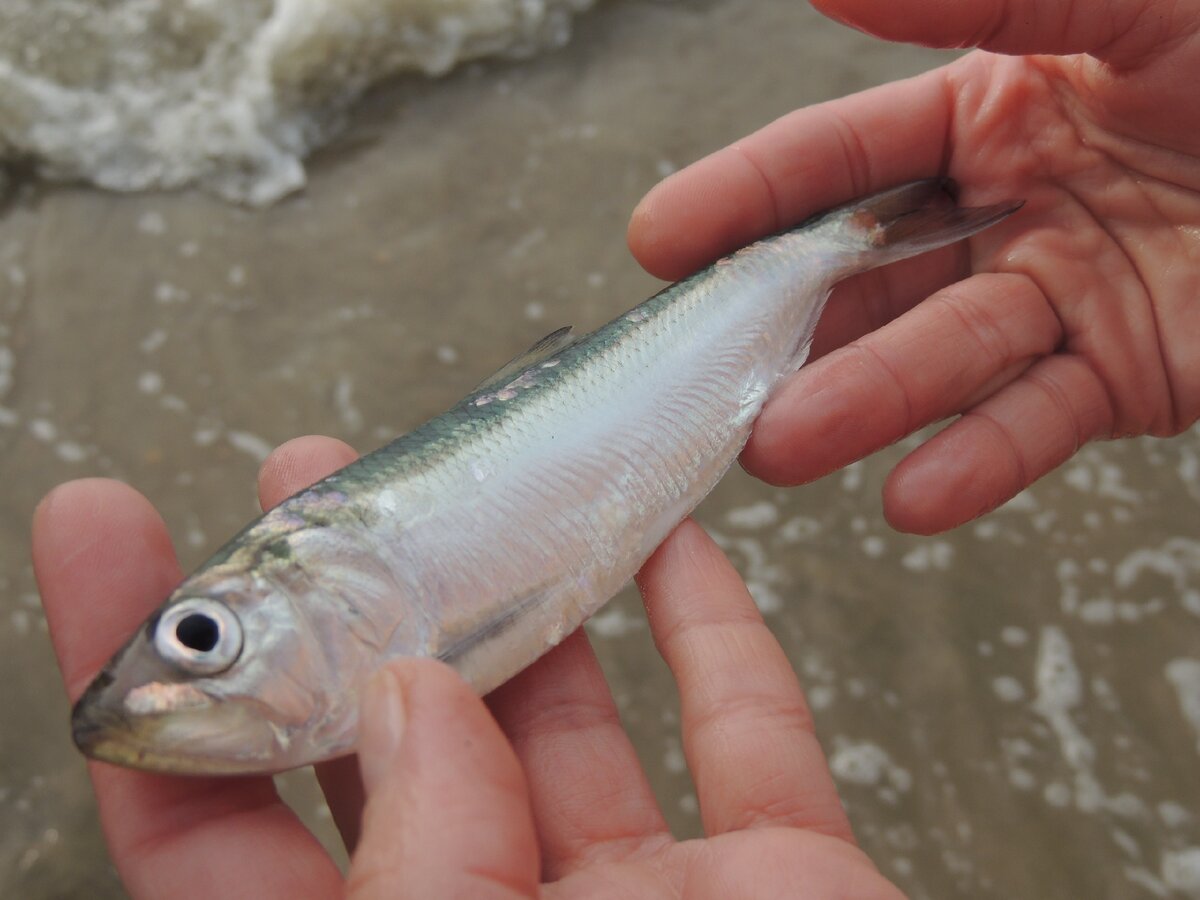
<box><xmin>32</xmin><ymin>0</ymin><xmax>1200</xmax><ymax>897</ymax></box>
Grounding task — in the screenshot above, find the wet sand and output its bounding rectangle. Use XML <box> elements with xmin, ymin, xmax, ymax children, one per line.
<box><xmin>2</xmin><ymin>2</ymin><xmax>1199</xmax><ymax>897</ymax></box>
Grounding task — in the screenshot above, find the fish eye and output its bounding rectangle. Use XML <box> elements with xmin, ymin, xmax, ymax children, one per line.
<box><xmin>154</xmin><ymin>598</ymin><xmax>243</xmax><ymax>675</ymax></box>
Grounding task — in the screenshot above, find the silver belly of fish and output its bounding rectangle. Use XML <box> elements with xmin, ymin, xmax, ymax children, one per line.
<box><xmin>70</xmin><ymin>179</ymin><xmax>1019</xmax><ymax>774</ymax></box>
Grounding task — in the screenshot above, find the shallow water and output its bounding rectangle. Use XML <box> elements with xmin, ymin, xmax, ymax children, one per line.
<box><xmin>2</xmin><ymin>2</ymin><xmax>1198</xmax><ymax>898</ymax></box>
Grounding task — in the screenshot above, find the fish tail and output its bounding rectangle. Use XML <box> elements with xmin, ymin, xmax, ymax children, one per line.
<box><xmin>836</xmin><ymin>178</ymin><xmax>1022</xmax><ymax>268</ymax></box>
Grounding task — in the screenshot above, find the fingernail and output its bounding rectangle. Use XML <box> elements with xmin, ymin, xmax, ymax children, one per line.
<box><xmin>358</xmin><ymin>666</ymin><xmax>406</xmax><ymax>794</ymax></box>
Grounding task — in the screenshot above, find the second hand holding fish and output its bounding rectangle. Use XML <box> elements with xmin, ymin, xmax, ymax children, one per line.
<box><xmin>71</xmin><ymin>179</ymin><xmax>1020</xmax><ymax>775</ymax></box>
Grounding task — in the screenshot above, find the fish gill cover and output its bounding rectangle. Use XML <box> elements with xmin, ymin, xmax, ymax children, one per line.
<box><xmin>0</xmin><ymin>0</ymin><xmax>595</xmax><ymax>205</ymax></box>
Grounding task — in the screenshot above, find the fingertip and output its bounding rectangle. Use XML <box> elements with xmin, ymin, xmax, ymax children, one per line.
<box><xmin>34</xmin><ymin>477</ymin><xmax>154</xmax><ymax>539</ymax></box>
<box><xmin>626</xmin><ymin>186</ymin><xmax>679</xmax><ymax>282</ymax></box>
<box><xmin>257</xmin><ymin>435</ymin><xmax>358</xmax><ymax>510</ymax></box>
<box><xmin>627</xmin><ymin>177</ymin><xmax>704</xmax><ymax>282</ymax></box>
<box><xmin>807</xmin><ymin>0</ymin><xmax>963</xmax><ymax>47</ymax></box>
<box><xmin>883</xmin><ymin>352</ymin><xmax>1110</xmax><ymax>534</ymax></box>
<box><xmin>881</xmin><ymin>463</ymin><xmax>954</xmax><ymax>536</ymax></box>
<box><xmin>740</xmin><ymin>397</ymin><xmax>808</xmax><ymax>488</ymax></box>
<box><xmin>32</xmin><ymin>479</ymin><xmax>83</xmax><ymax>562</ymax></box>
<box><xmin>809</xmin><ymin>0</ymin><xmax>1142</xmax><ymax>56</ymax></box>
<box><xmin>32</xmin><ymin>479</ymin><xmax>181</xmax><ymax>697</ymax></box>
<box><xmin>741</xmin><ymin>359</ymin><xmax>881</xmax><ymax>489</ymax></box>
<box><xmin>32</xmin><ymin>478</ymin><xmax>72</xmax><ymax>533</ymax></box>
<box><xmin>882</xmin><ymin>435</ymin><xmax>1012</xmax><ymax>535</ymax></box>
<box><xmin>33</xmin><ymin>478</ymin><xmax>174</xmax><ymax>579</ymax></box>
<box><xmin>628</xmin><ymin>149</ymin><xmax>779</xmax><ymax>282</ymax></box>
<box><xmin>652</xmin><ymin>516</ymin><xmax>710</xmax><ymax>559</ymax></box>
<box><xmin>637</xmin><ymin>518</ymin><xmax>724</xmax><ymax>594</ymax></box>
<box><xmin>808</xmin><ymin>0</ymin><xmax>859</xmax><ymax>30</ymax></box>
<box><xmin>638</xmin><ymin>519</ymin><xmax>766</xmax><ymax>641</ymax></box>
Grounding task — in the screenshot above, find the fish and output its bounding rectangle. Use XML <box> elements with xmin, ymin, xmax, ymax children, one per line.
<box><xmin>71</xmin><ymin>179</ymin><xmax>1020</xmax><ymax>774</ymax></box>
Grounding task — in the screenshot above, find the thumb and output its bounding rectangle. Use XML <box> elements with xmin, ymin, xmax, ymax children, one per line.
<box><xmin>345</xmin><ymin>659</ymin><xmax>540</xmax><ymax>899</ymax></box>
<box><xmin>813</xmin><ymin>0</ymin><xmax>1170</xmax><ymax>62</ymax></box>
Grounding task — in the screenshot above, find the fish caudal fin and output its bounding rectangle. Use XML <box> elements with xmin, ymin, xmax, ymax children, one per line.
<box><xmin>840</xmin><ymin>178</ymin><xmax>1022</xmax><ymax>268</ymax></box>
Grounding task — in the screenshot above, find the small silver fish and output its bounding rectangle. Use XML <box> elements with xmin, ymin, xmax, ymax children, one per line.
<box><xmin>73</xmin><ymin>180</ymin><xmax>1019</xmax><ymax>774</ymax></box>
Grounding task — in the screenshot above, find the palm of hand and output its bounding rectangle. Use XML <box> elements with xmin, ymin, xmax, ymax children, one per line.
<box><xmin>540</xmin><ymin>830</ymin><xmax>886</xmax><ymax>900</ymax></box>
<box><xmin>629</xmin><ymin>4</ymin><xmax>1200</xmax><ymax>534</ymax></box>
<box><xmin>949</xmin><ymin>42</ymin><xmax>1199</xmax><ymax>436</ymax></box>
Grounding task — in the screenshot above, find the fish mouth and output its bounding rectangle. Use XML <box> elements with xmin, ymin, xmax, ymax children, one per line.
<box><xmin>70</xmin><ymin>691</ymin><xmax>173</xmax><ymax>772</ymax></box>
<box><xmin>70</xmin><ymin>668</ymin><xmax>139</xmax><ymax>764</ymax></box>
<box><xmin>70</xmin><ymin>682</ymin><xmax>283</xmax><ymax>776</ymax></box>
<box><xmin>71</xmin><ymin>696</ymin><xmax>257</xmax><ymax>775</ymax></box>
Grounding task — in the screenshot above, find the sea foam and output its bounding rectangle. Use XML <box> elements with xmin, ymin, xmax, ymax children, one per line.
<box><xmin>0</xmin><ymin>0</ymin><xmax>594</xmax><ymax>204</ymax></box>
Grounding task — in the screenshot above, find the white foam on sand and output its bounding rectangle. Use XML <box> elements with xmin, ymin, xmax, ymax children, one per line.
<box><xmin>829</xmin><ymin>738</ymin><xmax>912</xmax><ymax>806</ymax></box>
<box><xmin>0</xmin><ymin>0</ymin><xmax>596</xmax><ymax>204</ymax></box>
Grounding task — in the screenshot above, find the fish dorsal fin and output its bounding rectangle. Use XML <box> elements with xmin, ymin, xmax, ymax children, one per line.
<box><xmin>475</xmin><ymin>326</ymin><xmax>575</xmax><ymax>391</ymax></box>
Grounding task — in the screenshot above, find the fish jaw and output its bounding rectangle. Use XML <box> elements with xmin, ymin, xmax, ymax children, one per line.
<box><xmin>71</xmin><ymin>683</ymin><xmax>286</xmax><ymax>775</ymax></box>
<box><xmin>71</xmin><ymin>677</ymin><xmax>355</xmax><ymax>776</ymax></box>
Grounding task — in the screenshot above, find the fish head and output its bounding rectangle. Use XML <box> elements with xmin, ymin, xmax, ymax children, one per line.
<box><xmin>71</xmin><ymin>565</ymin><xmax>356</xmax><ymax>775</ymax></box>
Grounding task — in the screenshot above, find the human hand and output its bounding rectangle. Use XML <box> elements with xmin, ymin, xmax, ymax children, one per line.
<box><xmin>34</xmin><ymin>435</ymin><xmax>902</xmax><ymax>899</ymax></box>
<box><xmin>628</xmin><ymin>0</ymin><xmax>1200</xmax><ymax>534</ymax></box>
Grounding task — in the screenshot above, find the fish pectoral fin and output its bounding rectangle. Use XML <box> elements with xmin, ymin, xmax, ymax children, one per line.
<box><xmin>474</xmin><ymin>325</ymin><xmax>575</xmax><ymax>391</ymax></box>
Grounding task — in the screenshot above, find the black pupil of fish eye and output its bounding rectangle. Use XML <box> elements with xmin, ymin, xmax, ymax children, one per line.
<box><xmin>176</xmin><ymin>613</ymin><xmax>220</xmax><ymax>653</ymax></box>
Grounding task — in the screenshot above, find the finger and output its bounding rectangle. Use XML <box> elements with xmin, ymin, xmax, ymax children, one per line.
<box><xmin>637</xmin><ymin>520</ymin><xmax>853</xmax><ymax>841</ymax></box>
<box><xmin>35</xmin><ymin>481</ymin><xmax>181</xmax><ymax>700</ymax></box>
<box><xmin>813</xmin><ymin>0</ymin><xmax>1166</xmax><ymax>63</ymax></box>
<box><xmin>883</xmin><ymin>352</ymin><xmax>1114</xmax><ymax>533</ymax></box>
<box><xmin>258</xmin><ymin>435</ymin><xmax>365</xmax><ymax>851</ymax></box>
<box><xmin>808</xmin><ymin>253</ymin><xmax>958</xmax><ymax>364</ymax></box>
<box><xmin>257</xmin><ymin>434</ymin><xmax>358</xmax><ymax>511</ymax></box>
<box><xmin>347</xmin><ymin>660</ymin><xmax>539</xmax><ymax>900</ymax></box>
<box><xmin>743</xmin><ymin>272</ymin><xmax>1062</xmax><ymax>487</ymax></box>
<box><xmin>627</xmin><ymin>69</ymin><xmax>951</xmax><ymax>281</ymax></box>
<box><xmin>486</xmin><ymin>631</ymin><xmax>670</xmax><ymax>879</ymax></box>
<box><xmin>32</xmin><ymin>479</ymin><xmax>341</xmax><ymax>899</ymax></box>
